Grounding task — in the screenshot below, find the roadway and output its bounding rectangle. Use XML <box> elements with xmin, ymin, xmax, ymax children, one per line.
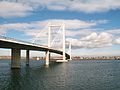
<box><xmin>0</xmin><ymin>36</ymin><xmax>70</xmax><ymax>59</ymax></box>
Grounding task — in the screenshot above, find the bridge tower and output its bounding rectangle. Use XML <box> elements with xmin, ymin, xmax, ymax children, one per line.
<box><xmin>45</xmin><ymin>22</ymin><xmax>68</xmax><ymax>65</ymax></box>
<box><xmin>68</xmin><ymin>41</ymin><xmax>72</xmax><ymax>60</ymax></box>
<box><xmin>66</xmin><ymin>40</ymin><xmax>72</xmax><ymax>60</ymax></box>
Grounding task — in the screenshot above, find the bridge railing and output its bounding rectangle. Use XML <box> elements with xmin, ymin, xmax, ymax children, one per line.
<box><xmin>0</xmin><ymin>35</ymin><xmax>48</xmax><ymax>47</ymax></box>
<box><xmin>0</xmin><ymin>35</ymin><xmax>65</xmax><ymax>52</ymax></box>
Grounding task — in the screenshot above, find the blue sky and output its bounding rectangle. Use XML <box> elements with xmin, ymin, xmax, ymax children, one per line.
<box><xmin>0</xmin><ymin>0</ymin><xmax>120</xmax><ymax>56</ymax></box>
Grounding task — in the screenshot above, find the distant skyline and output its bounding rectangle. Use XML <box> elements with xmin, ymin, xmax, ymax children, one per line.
<box><xmin>0</xmin><ymin>0</ymin><xmax>120</xmax><ymax>56</ymax></box>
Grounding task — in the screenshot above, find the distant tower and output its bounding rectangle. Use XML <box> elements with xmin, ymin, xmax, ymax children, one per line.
<box><xmin>68</xmin><ymin>41</ymin><xmax>72</xmax><ymax>60</ymax></box>
<box><xmin>48</xmin><ymin>22</ymin><xmax>68</xmax><ymax>62</ymax></box>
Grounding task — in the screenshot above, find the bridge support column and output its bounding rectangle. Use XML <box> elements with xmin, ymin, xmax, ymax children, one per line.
<box><xmin>26</xmin><ymin>50</ymin><xmax>29</xmax><ymax>66</ymax></box>
<box><xmin>11</xmin><ymin>48</ymin><xmax>21</xmax><ymax>69</ymax></box>
<box><xmin>45</xmin><ymin>50</ymin><xmax>50</xmax><ymax>66</ymax></box>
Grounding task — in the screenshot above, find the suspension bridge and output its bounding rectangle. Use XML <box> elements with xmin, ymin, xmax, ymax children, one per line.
<box><xmin>0</xmin><ymin>23</ymin><xmax>71</xmax><ymax>69</ymax></box>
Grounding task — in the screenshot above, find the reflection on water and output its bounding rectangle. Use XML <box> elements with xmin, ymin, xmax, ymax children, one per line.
<box><xmin>0</xmin><ymin>60</ymin><xmax>120</xmax><ymax>90</ymax></box>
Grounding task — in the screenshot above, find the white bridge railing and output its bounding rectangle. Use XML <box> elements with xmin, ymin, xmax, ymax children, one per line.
<box><xmin>0</xmin><ymin>35</ymin><xmax>48</xmax><ymax>48</ymax></box>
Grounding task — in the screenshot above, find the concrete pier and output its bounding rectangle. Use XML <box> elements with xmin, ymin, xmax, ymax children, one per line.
<box><xmin>11</xmin><ymin>48</ymin><xmax>21</xmax><ymax>69</ymax></box>
<box><xmin>26</xmin><ymin>50</ymin><xmax>29</xmax><ymax>66</ymax></box>
<box><xmin>45</xmin><ymin>50</ymin><xmax>50</xmax><ymax>66</ymax></box>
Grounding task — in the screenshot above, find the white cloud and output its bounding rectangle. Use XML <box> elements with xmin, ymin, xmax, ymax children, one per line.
<box><xmin>0</xmin><ymin>19</ymin><xmax>102</xmax><ymax>33</ymax></box>
<box><xmin>67</xmin><ymin>32</ymin><xmax>113</xmax><ymax>49</ymax></box>
<box><xmin>46</xmin><ymin>4</ymin><xmax>66</xmax><ymax>11</ymax></box>
<box><xmin>27</xmin><ymin>0</ymin><xmax>120</xmax><ymax>13</ymax></box>
<box><xmin>81</xmin><ymin>32</ymin><xmax>97</xmax><ymax>41</ymax></box>
<box><xmin>44</xmin><ymin>19</ymin><xmax>99</xmax><ymax>29</ymax></box>
<box><xmin>0</xmin><ymin>1</ymin><xmax>33</xmax><ymax>18</ymax></box>
<box><xmin>66</xmin><ymin>29</ymin><xmax>94</xmax><ymax>37</ymax></box>
<box><xmin>69</xmin><ymin>0</ymin><xmax>120</xmax><ymax>13</ymax></box>
<box><xmin>1</xmin><ymin>0</ymin><xmax>120</xmax><ymax>18</ymax></box>
<box><xmin>115</xmin><ymin>37</ymin><xmax>120</xmax><ymax>44</ymax></box>
<box><xmin>106</xmin><ymin>29</ymin><xmax>120</xmax><ymax>34</ymax></box>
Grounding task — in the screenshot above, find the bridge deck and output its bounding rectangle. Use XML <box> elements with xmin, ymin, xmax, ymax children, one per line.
<box><xmin>0</xmin><ymin>36</ymin><xmax>70</xmax><ymax>59</ymax></box>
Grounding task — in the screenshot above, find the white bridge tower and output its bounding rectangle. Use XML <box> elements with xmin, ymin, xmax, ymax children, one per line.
<box><xmin>32</xmin><ymin>22</ymin><xmax>70</xmax><ymax>65</ymax></box>
<box><xmin>46</xmin><ymin>22</ymin><xmax>68</xmax><ymax>65</ymax></box>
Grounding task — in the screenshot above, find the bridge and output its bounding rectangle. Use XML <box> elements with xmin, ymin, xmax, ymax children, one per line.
<box><xmin>0</xmin><ymin>23</ymin><xmax>71</xmax><ymax>69</ymax></box>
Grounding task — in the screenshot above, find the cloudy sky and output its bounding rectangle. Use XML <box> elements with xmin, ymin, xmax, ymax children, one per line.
<box><xmin>0</xmin><ymin>0</ymin><xmax>120</xmax><ymax>56</ymax></box>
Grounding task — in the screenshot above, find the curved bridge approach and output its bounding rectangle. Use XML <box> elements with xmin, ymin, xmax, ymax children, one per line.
<box><xmin>0</xmin><ymin>36</ymin><xmax>70</xmax><ymax>69</ymax></box>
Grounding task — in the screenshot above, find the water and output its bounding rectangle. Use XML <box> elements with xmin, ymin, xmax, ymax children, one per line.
<box><xmin>0</xmin><ymin>60</ymin><xmax>120</xmax><ymax>90</ymax></box>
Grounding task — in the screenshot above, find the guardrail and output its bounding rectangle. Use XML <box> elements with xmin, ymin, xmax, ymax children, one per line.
<box><xmin>0</xmin><ymin>35</ymin><xmax>64</xmax><ymax>51</ymax></box>
<box><xmin>0</xmin><ymin>35</ymin><xmax>48</xmax><ymax>47</ymax></box>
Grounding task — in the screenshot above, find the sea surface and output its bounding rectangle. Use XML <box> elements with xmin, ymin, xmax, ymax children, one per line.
<box><xmin>0</xmin><ymin>60</ymin><xmax>120</xmax><ymax>90</ymax></box>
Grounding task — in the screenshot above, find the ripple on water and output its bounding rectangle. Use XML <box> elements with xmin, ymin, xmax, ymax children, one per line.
<box><xmin>0</xmin><ymin>60</ymin><xmax>120</xmax><ymax>90</ymax></box>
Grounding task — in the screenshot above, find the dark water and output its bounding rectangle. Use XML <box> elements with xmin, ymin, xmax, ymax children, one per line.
<box><xmin>0</xmin><ymin>60</ymin><xmax>120</xmax><ymax>90</ymax></box>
